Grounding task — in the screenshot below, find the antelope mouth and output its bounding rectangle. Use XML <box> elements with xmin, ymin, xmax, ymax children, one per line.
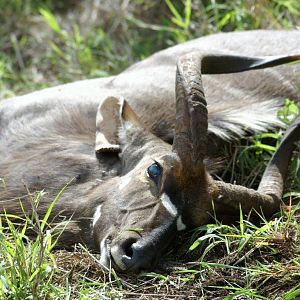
<box><xmin>99</xmin><ymin>224</ymin><xmax>177</xmax><ymax>272</ymax></box>
<box><xmin>99</xmin><ymin>237</ymin><xmax>112</xmax><ymax>270</ymax></box>
<box><xmin>99</xmin><ymin>236</ymin><xmax>134</xmax><ymax>271</ymax></box>
<box><xmin>100</xmin><ymin>235</ymin><xmax>156</xmax><ymax>272</ymax></box>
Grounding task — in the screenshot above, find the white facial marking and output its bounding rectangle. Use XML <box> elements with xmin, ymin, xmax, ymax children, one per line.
<box><xmin>119</xmin><ymin>176</ymin><xmax>131</xmax><ymax>190</ymax></box>
<box><xmin>100</xmin><ymin>239</ymin><xmax>110</xmax><ymax>270</ymax></box>
<box><xmin>176</xmin><ymin>215</ymin><xmax>186</xmax><ymax>231</ymax></box>
<box><xmin>160</xmin><ymin>193</ymin><xmax>178</xmax><ymax>217</ymax></box>
<box><xmin>92</xmin><ymin>205</ymin><xmax>102</xmax><ymax>227</ymax></box>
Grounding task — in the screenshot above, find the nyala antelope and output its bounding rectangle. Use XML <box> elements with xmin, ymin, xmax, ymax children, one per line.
<box><xmin>0</xmin><ymin>30</ymin><xmax>299</xmax><ymax>272</ymax></box>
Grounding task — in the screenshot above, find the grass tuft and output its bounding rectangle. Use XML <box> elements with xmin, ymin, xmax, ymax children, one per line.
<box><xmin>0</xmin><ymin>193</ymin><xmax>63</xmax><ymax>299</ymax></box>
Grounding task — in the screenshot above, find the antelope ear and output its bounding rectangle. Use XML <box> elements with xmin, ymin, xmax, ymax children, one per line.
<box><xmin>95</xmin><ymin>96</ymin><xmax>141</xmax><ymax>154</ymax></box>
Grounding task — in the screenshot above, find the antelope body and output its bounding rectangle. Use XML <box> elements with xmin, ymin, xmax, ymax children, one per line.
<box><xmin>0</xmin><ymin>30</ymin><xmax>300</xmax><ymax>272</ymax></box>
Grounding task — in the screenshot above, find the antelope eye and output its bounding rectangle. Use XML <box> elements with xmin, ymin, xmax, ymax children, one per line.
<box><xmin>147</xmin><ymin>162</ymin><xmax>162</xmax><ymax>184</ymax></box>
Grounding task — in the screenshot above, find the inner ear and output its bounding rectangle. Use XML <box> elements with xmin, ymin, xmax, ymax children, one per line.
<box><xmin>121</xmin><ymin>99</ymin><xmax>142</xmax><ymax>126</ymax></box>
<box><xmin>95</xmin><ymin>96</ymin><xmax>143</xmax><ymax>155</ymax></box>
<box><xmin>95</xmin><ymin>96</ymin><xmax>123</xmax><ymax>154</ymax></box>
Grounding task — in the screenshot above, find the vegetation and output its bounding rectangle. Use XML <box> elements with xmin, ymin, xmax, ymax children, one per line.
<box><xmin>0</xmin><ymin>0</ymin><xmax>300</xmax><ymax>299</ymax></box>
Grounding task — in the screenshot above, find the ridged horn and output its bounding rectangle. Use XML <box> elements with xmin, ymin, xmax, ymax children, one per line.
<box><xmin>201</xmin><ymin>54</ymin><xmax>300</xmax><ymax>74</ymax></box>
<box><xmin>214</xmin><ymin>113</ymin><xmax>300</xmax><ymax>216</ymax></box>
<box><xmin>173</xmin><ymin>52</ymin><xmax>207</xmax><ymax>165</ymax></box>
<box><xmin>173</xmin><ymin>52</ymin><xmax>300</xmax><ymax>168</ymax></box>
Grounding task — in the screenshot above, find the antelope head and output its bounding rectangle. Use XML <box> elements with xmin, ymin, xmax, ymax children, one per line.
<box><xmin>91</xmin><ymin>53</ymin><xmax>300</xmax><ymax>272</ymax></box>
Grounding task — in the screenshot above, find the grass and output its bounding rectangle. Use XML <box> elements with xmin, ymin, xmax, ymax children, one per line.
<box><xmin>0</xmin><ymin>194</ymin><xmax>62</xmax><ymax>299</ymax></box>
<box><xmin>0</xmin><ymin>0</ymin><xmax>300</xmax><ymax>299</ymax></box>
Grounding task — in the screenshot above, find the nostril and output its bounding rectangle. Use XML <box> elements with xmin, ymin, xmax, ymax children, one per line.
<box><xmin>121</xmin><ymin>237</ymin><xmax>137</xmax><ymax>258</ymax></box>
<box><xmin>111</xmin><ymin>235</ymin><xmax>156</xmax><ymax>271</ymax></box>
<box><xmin>110</xmin><ymin>237</ymin><xmax>139</xmax><ymax>271</ymax></box>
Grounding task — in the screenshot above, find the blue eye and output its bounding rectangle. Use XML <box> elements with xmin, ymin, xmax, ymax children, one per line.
<box><xmin>147</xmin><ymin>163</ymin><xmax>162</xmax><ymax>183</ymax></box>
